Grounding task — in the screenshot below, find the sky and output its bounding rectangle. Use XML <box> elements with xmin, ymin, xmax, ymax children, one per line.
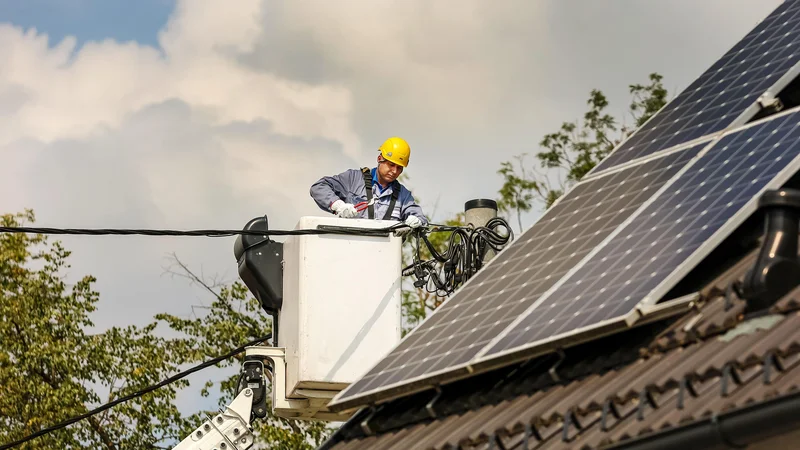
<box><xmin>0</xmin><ymin>0</ymin><xmax>787</xmax><ymax>432</ymax></box>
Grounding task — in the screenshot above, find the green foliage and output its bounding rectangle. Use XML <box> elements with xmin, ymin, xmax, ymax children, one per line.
<box><xmin>497</xmin><ymin>156</ymin><xmax>546</xmax><ymax>232</ymax></box>
<box><xmin>628</xmin><ymin>73</ymin><xmax>669</xmax><ymax>128</ymax></box>
<box><xmin>496</xmin><ymin>72</ymin><xmax>669</xmax><ymax>229</ymax></box>
<box><xmin>0</xmin><ymin>210</ymin><xmax>194</xmax><ymax>449</ymax></box>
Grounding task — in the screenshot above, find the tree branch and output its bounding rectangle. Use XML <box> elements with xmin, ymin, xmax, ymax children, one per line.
<box><xmin>88</xmin><ymin>416</ymin><xmax>119</xmax><ymax>450</ymax></box>
<box><xmin>164</xmin><ymin>254</ymin><xmax>252</xmax><ymax>333</ymax></box>
<box><xmin>31</xmin><ymin>363</ymin><xmax>118</xmax><ymax>450</ymax></box>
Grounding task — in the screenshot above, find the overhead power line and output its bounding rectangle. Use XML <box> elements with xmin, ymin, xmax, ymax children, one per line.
<box><xmin>0</xmin><ymin>224</ymin><xmax>405</xmax><ymax>238</ymax></box>
<box><xmin>0</xmin><ymin>335</ymin><xmax>272</xmax><ymax>450</ymax></box>
<box><xmin>0</xmin><ymin>223</ymin><xmax>491</xmax><ymax>240</ymax></box>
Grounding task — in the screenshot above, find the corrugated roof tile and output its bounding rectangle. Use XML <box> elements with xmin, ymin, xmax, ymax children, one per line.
<box><xmin>771</xmin><ymin>285</ymin><xmax>800</xmax><ymax>313</ymax></box>
<box><xmin>324</xmin><ymin>244</ymin><xmax>800</xmax><ymax>450</ymax></box>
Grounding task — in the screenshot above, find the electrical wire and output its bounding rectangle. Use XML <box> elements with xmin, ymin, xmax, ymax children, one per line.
<box><xmin>0</xmin><ymin>224</ymin><xmax>403</xmax><ymax>238</ymax></box>
<box><xmin>0</xmin><ymin>334</ymin><xmax>272</xmax><ymax>450</ymax></box>
<box><xmin>0</xmin><ymin>221</ymin><xmax>490</xmax><ymax>241</ymax></box>
<box><xmin>403</xmin><ymin>217</ymin><xmax>513</xmax><ymax>297</ymax></box>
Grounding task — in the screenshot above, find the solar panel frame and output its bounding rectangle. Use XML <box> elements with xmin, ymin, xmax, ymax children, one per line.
<box><xmin>473</xmin><ymin>105</ymin><xmax>800</xmax><ymax>369</ymax></box>
<box><xmin>583</xmin><ymin>0</ymin><xmax>800</xmax><ymax>179</ymax></box>
<box><xmin>328</xmin><ymin>139</ymin><xmax>712</xmax><ymax>411</ymax></box>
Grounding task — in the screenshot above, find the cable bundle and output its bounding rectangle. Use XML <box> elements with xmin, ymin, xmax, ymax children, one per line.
<box><xmin>404</xmin><ymin>217</ymin><xmax>513</xmax><ymax>296</ymax></box>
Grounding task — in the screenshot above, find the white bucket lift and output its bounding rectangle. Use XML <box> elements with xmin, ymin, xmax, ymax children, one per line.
<box><xmin>173</xmin><ymin>216</ymin><xmax>403</xmax><ymax>450</ymax></box>
<box><xmin>275</xmin><ymin>216</ymin><xmax>403</xmax><ymax>419</ymax></box>
<box><xmin>240</xmin><ymin>215</ymin><xmax>403</xmax><ymax>421</ymax></box>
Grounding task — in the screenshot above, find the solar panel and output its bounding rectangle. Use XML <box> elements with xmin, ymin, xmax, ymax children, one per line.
<box><xmin>588</xmin><ymin>0</ymin><xmax>800</xmax><ymax>176</ymax></box>
<box><xmin>479</xmin><ymin>107</ymin><xmax>800</xmax><ymax>364</ymax></box>
<box><xmin>329</xmin><ymin>1</ymin><xmax>800</xmax><ymax>413</ymax></box>
<box><xmin>329</xmin><ymin>141</ymin><xmax>708</xmax><ymax>409</ymax></box>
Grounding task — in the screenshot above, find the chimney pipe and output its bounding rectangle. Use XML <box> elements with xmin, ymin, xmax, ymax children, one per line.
<box><xmin>740</xmin><ymin>189</ymin><xmax>800</xmax><ymax>313</ymax></box>
<box><xmin>465</xmin><ymin>199</ymin><xmax>498</xmax><ymax>263</ymax></box>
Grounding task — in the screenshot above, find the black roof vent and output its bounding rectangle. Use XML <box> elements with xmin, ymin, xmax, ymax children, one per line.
<box><xmin>740</xmin><ymin>189</ymin><xmax>800</xmax><ymax>312</ymax></box>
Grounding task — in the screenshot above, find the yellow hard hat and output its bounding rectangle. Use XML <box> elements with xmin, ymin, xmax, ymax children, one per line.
<box><xmin>378</xmin><ymin>137</ymin><xmax>410</xmax><ymax>167</ymax></box>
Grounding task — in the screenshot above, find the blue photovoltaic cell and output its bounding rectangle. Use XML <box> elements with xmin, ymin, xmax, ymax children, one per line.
<box><xmin>484</xmin><ymin>110</ymin><xmax>800</xmax><ymax>358</ymax></box>
<box><xmin>330</xmin><ymin>142</ymin><xmax>706</xmax><ymax>407</ymax></box>
<box><xmin>591</xmin><ymin>0</ymin><xmax>800</xmax><ymax>174</ymax></box>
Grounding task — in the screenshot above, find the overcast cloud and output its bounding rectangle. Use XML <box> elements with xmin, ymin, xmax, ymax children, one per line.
<box><xmin>0</xmin><ymin>0</ymin><xmax>784</xmax><ymax>357</ymax></box>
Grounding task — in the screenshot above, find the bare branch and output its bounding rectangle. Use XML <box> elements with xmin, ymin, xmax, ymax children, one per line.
<box><xmin>162</xmin><ymin>253</ymin><xmax>246</xmax><ymax>324</ymax></box>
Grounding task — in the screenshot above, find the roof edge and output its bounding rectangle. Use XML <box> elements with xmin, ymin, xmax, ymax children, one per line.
<box><xmin>605</xmin><ymin>390</ymin><xmax>800</xmax><ymax>450</ymax></box>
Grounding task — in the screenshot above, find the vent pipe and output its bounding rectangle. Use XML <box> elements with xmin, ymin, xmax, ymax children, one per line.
<box><xmin>740</xmin><ymin>189</ymin><xmax>800</xmax><ymax>312</ymax></box>
<box><xmin>465</xmin><ymin>199</ymin><xmax>498</xmax><ymax>263</ymax></box>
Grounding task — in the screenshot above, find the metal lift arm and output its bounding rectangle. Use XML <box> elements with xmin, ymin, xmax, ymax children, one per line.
<box><xmin>171</xmin><ymin>387</ymin><xmax>257</xmax><ymax>450</ymax></box>
<box><xmin>172</xmin><ymin>345</ymin><xmax>352</xmax><ymax>450</ymax></box>
<box><xmin>171</xmin><ymin>355</ymin><xmax>270</xmax><ymax>450</ymax></box>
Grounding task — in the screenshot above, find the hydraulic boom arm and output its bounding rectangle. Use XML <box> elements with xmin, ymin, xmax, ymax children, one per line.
<box><xmin>172</xmin><ymin>356</ymin><xmax>270</xmax><ymax>450</ymax></box>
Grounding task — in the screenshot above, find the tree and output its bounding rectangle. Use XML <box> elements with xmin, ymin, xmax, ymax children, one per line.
<box><xmin>0</xmin><ymin>210</ymin><xmax>195</xmax><ymax>449</ymax></box>
<box><xmin>497</xmin><ymin>156</ymin><xmax>545</xmax><ymax>233</ymax></box>
<box><xmin>497</xmin><ymin>72</ymin><xmax>669</xmax><ymax>228</ymax></box>
<box><xmin>628</xmin><ymin>73</ymin><xmax>669</xmax><ymax>129</ymax></box>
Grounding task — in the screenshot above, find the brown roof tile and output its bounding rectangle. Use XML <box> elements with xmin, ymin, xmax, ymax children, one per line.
<box><xmin>773</xmin><ymin>285</ymin><xmax>800</xmax><ymax>313</ymax></box>
<box><xmin>322</xmin><ymin>246</ymin><xmax>800</xmax><ymax>450</ymax></box>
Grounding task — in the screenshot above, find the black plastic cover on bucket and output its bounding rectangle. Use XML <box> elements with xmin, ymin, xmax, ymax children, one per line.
<box><xmin>234</xmin><ymin>216</ymin><xmax>284</xmax><ymax>315</ymax></box>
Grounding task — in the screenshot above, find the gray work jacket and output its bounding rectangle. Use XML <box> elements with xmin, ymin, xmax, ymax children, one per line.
<box><xmin>310</xmin><ymin>168</ymin><xmax>428</xmax><ymax>223</ymax></box>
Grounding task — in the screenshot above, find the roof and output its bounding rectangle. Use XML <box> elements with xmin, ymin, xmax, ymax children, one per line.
<box><xmin>319</xmin><ymin>240</ymin><xmax>800</xmax><ymax>450</ymax></box>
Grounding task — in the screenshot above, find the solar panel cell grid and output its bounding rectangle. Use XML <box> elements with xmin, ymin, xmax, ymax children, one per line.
<box><xmin>590</xmin><ymin>0</ymin><xmax>800</xmax><ymax>174</ymax></box>
<box><xmin>485</xmin><ymin>109</ymin><xmax>800</xmax><ymax>358</ymax></box>
<box><xmin>332</xmin><ymin>143</ymin><xmax>707</xmax><ymax>402</ymax></box>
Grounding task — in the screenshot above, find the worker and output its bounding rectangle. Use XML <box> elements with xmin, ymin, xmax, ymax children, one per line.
<box><xmin>310</xmin><ymin>136</ymin><xmax>428</xmax><ymax>235</ymax></box>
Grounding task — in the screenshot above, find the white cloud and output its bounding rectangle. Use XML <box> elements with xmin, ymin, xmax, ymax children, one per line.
<box><xmin>0</xmin><ymin>1</ymin><xmax>365</xmax><ymax>231</ymax></box>
<box><xmin>159</xmin><ymin>0</ymin><xmax>263</xmax><ymax>55</ymax></box>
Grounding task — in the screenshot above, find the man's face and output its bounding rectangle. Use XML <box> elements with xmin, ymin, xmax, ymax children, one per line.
<box><xmin>377</xmin><ymin>156</ymin><xmax>404</xmax><ymax>184</ymax></box>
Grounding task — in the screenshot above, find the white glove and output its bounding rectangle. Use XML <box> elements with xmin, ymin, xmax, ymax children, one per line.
<box><xmin>405</xmin><ymin>215</ymin><xmax>423</xmax><ymax>229</ymax></box>
<box><xmin>396</xmin><ymin>216</ymin><xmax>423</xmax><ymax>237</ymax></box>
<box><xmin>330</xmin><ymin>199</ymin><xmax>358</xmax><ymax>218</ymax></box>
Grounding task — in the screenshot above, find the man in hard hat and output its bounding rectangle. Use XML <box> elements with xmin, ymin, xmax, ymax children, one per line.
<box><xmin>310</xmin><ymin>137</ymin><xmax>427</xmax><ymax>235</ymax></box>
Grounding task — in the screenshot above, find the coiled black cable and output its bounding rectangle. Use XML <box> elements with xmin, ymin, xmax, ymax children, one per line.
<box><xmin>403</xmin><ymin>217</ymin><xmax>513</xmax><ymax>296</ymax></box>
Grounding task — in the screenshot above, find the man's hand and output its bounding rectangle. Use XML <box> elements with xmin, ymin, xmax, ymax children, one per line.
<box><xmin>331</xmin><ymin>199</ymin><xmax>358</xmax><ymax>218</ymax></box>
<box><xmin>396</xmin><ymin>215</ymin><xmax>423</xmax><ymax>237</ymax></box>
<box><xmin>405</xmin><ymin>215</ymin><xmax>423</xmax><ymax>229</ymax></box>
